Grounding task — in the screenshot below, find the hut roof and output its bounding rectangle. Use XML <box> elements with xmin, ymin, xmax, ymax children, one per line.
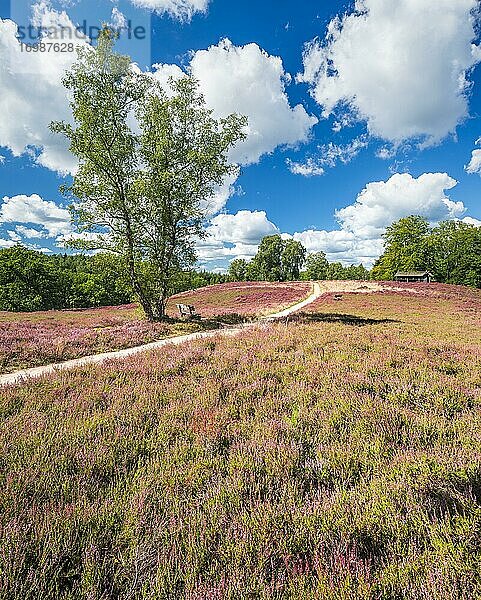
<box><xmin>394</xmin><ymin>271</ymin><xmax>432</xmax><ymax>277</ymax></box>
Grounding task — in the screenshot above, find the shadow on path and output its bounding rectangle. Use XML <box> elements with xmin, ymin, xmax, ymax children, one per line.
<box><xmin>292</xmin><ymin>312</ymin><xmax>400</xmax><ymax>327</ymax></box>
<box><xmin>166</xmin><ymin>313</ymin><xmax>250</xmax><ymax>328</ymax></box>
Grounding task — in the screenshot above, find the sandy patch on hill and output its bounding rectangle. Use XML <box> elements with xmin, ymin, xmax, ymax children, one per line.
<box><xmin>316</xmin><ymin>281</ymin><xmax>421</xmax><ymax>295</ymax></box>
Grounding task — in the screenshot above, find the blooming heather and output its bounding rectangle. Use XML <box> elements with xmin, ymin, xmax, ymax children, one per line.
<box><xmin>0</xmin><ymin>284</ymin><xmax>480</xmax><ymax>597</ymax></box>
<box><xmin>0</xmin><ymin>283</ymin><xmax>311</xmax><ymax>373</ymax></box>
<box><xmin>168</xmin><ymin>281</ymin><xmax>312</xmax><ymax>317</ymax></box>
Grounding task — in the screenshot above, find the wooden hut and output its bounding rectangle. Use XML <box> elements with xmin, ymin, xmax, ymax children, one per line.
<box><xmin>394</xmin><ymin>271</ymin><xmax>433</xmax><ymax>283</ymax></box>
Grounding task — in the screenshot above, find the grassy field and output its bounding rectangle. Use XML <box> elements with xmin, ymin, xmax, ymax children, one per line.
<box><xmin>0</xmin><ymin>283</ymin><xmax>480</xmax><ymax>598</ymax></box>
<box><xmin>0</xmin><ymin>282</ymin><xmax>310</xmax><ymax>374</ymax></box>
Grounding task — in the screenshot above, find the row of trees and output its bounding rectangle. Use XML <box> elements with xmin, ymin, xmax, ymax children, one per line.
<box><xmin>228</xmin><ymin>217</ymin><xmax>481</xmax><ymax>287</ymax></box>
<box><xmin>0</xmin><ymin>246</ymin><xmax>227</xmax><ymax>312</ymax></box>
<box><xmin>302</xmin><ymin>252</ymin><xmax>370</xmax><ymax>281</ymax></box>
<box><xmin>228</xmin><ymin>235</ymin><xmax>370</xmax><ymax>282</ymax></box>
<box><xmin>5</xmin><ymin>216</ymin><xmax>481</xmax><ymax>312</ymax></box>
<box><xmin>0</xmin><ymin>237</ymin><xmax>371</xmax><ymax>312</ymax></box>
<box><xmin>0</xmin><ymin>246</ymin><xmax>130</xmax><ymax>312</ymax></box>
<box><xmin>372</xmin><ymin>216</ymin><xmax>481</xmax><ymax>287</ymax></box>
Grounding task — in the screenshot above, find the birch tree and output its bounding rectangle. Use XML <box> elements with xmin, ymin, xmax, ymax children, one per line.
<box><xmin>51</xmin><ymin>29</ymin><xmax>246</xmax><ymax>320</ymax></box>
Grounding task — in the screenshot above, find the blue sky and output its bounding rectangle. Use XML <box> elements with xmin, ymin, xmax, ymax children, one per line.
<box><xmin>1</xmin><ymin>0</ymin><xmax>481</xmax><ymax>271</ymax></box>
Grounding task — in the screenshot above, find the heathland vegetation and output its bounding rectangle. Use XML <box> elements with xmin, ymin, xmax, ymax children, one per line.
<box><xmin>1</xmin><ymin>283</ymin><xmax>480</xmax><ymax>598</ymax></box>
<box><xmin>0</xmin><ymin>282</ymin><xmax>311</xmax><ymax>373</ymax></box>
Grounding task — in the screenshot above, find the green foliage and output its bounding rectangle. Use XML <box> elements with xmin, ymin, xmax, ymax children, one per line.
<box><xmin>169</xmin><ymin>269</ymin><xmax>229</xmax><ymax>294</ymax></box>
<box><xmin>228</xmin><ymin>258</ymin><xmax>248</xmax><ymax>281</ymax></box>
<box><xmin>303</xmin><ymin>251</ymin><xmax>329</xmax><ymax>280</ymax></box>
<box><xmin>0</xmin><ymin>246</ymin><xmax>132</xmax><ymax>311</ymax></box>
<box><xmin>0</xmin><ymin>246</ymin><xmax>61</xmax><ymax>311</ymax></box>
<box><xmin>326</xmin><ymin>262</ymin><xmax>345</xmax><ymax>280</ymax></box>
<box><xmin>348</xmin><ymin>264</ymin><xmax>371</xmax><ymax>280</ymax></box>
<box><xmin>428</xmin><ymin>220</ymin><xmax>481</xmax><ymax>287</ymax></box>
<box><xmin>51</xmin><ymin>29</ymin><xmax>246</xmax><ymax>320</ymax></box>
<box><xmin>229</xmin><ymin>239</ymin><xmax>370</xmax><ymax>283</ymax></box>
<box><xmin>372</xmin><ymin>216</ymin><xmax>432</xmax><ymax>280</ymax></box>
<box><xmin>248</xmin><ymin>235</ymin><xmax>286</xmax><ymax>281</ymax></box>
<box><xmin>372</xmin><ymin>215</ymin><xmax>481</xmax><ymax>286</ymax></box>
<box><xmin>299</xmin><ymin>252</ymin><xmax>370</xmax><ymax>281</ymax></box>
<box><xmin>0</xmin><ymin>246</ymin><xmax>233</xmax><ymax>313</ymax></box>
<box><xmin>246</xmin><ymin>235</ymin><xmax>306</xmax><ymax>281</ymax></box>
<box><xmin>135</xmin><ymin>77</ymin><xmax>246</xmax><ymax>317</ymax></box>
<box><xmin>282</xmin><ymin>239</ymin><xmax>307</xmax><ymax>281</ymax></box>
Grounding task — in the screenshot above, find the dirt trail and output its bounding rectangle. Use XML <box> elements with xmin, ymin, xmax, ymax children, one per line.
<box><xmin>0</xmin><ymin>283</ymin><xmax>323</xmax><ymax>387</ymax></box>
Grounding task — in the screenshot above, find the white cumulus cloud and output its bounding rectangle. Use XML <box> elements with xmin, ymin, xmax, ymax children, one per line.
<box><xmin>299</xmin><ymin>0</ymin><xmax>481</xmax><ymax>146</ymax></box>
<box><xmin>336</xmin><ymin>172</ymin><xmax>465</xmax><ymax>239</ymax></box>
<box><xmin>0</xmin><ymin>5</ymin><xmax>89</xmax><ymax>174</ymax></box>
<box><xmin>319</xmin><ymin>136</ymin><xmax>369</xmax><ymax>168</ymax></box>
<box><xmin>292</xmin><ymin>229</ymin><xmax>384</xmax><ymax>266</ymax></box>
<box><xmin>0</xmin><ymin>194</ymin><xmax>72</xmax><ymax>238</ymax></box>
<box><xmin>15</xmin><ymin>225</ymin><xmax>49</xmax><ymax>239</ymax></box>
<box><xmin>292</xmin><ymin>172</ymin><xmax>469</xmax><ymax>266</ymax></box>
<box><xmin>199</xmin><ymin>172</ymin><xmax>479</xmax><ymax>269</ymax></box>
<box><xmin>462</xmin><ymin>216</ymin><xmax>481</xmax><ymax>226</ymax></box>
<box><xmin>1</xmin><ymin>5</ymin><xmax>316</xmax><ymax>208</ymax></box>
<box><xmin>466</xmin><ymin>137</ymin><xmax>481</xmax><ymax>174</ymax></box>
<box><xmin>197</xmin><ymin>210</ymin><xmax>278</xmax><ymax>264</ymax></box>
<box><xmin>7</xmin><ymin>230</ymin><xmax>21</xmax><ymax>242</ymax></box>
<box><xmin>129</xmin><ymin>0</ymin><xmax>209</xmax><ymax>20</ymax></box>
<box><xmin>154</xmin><ymin>39</ymin><xmax>318</xmax><ymax>166</ymax></box>
<box><xmin>207</xmin><ymin>210</ymin><xmax>278</xmax><ymax>244</ymax></box>
<box><xmin>466</xmin><ymin>149</ymin><xmax>481</xmax><ymax>174</ymax></box>
<box><xmin>197</xmin><ymin>172</ymin><xmax>472</xmax><ymax>269</ymax></box>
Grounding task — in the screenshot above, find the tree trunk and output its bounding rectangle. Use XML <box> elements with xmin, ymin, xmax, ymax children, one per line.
<box><xmin>155</xmin><ymin>295</ymin><xmax>167</xmax><ymax>320</ymax></box>
<box><xmin>139</xmin><ymin>294</ymin><xmax>155</xmax><ymax>322</ymax></box>
<box><xmin>129</xmin><ymin>262</ymin><xmax>155</xmax><ymax>321</ymax></box>
<box><xmin>124</xmin><ymin>234</ymin><xmax>155</xmax><ymax>321</ymax></box>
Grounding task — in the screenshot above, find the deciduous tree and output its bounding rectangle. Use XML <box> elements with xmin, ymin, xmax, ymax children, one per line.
<box><xmin>303</xmin><ymin>252</ymin><xmax>329</xmax><ymax>280</ymax></box>
<box><xmin>281</xmin><ymin>240</ymin><xmax>306</xmax><ymax>280</ymax></box>
<box><xmin>371</xmin><ymin>216</ymin><xmax>431</xmax><ymax>280</ymax></box>
<box><xmin>228</xmin><ymin>258</ymin><xmax>248</xmax><ymax>281</ymax></box>
<box><xmin>51</xmin><ymin>29</ymin><xmax>246</xmax><ymax>320</ymax></box>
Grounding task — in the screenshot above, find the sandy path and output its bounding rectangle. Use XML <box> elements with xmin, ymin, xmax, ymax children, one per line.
<box><xmin>0</xmin><ymin>282</ymin><xmax>322</xmax><ymax>387</ymax></box>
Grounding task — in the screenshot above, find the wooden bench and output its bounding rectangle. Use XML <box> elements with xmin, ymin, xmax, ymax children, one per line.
<box><xmin>177</xmin><ymin>304</ymin><xmax>198</xmax><ymax>319</ymax></box>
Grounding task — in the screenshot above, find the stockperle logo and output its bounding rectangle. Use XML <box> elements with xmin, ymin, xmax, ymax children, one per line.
<box><xmin>6</xmin><ymin>0</ymin><xmax>152</xmax><ymax>73</ymax></box>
